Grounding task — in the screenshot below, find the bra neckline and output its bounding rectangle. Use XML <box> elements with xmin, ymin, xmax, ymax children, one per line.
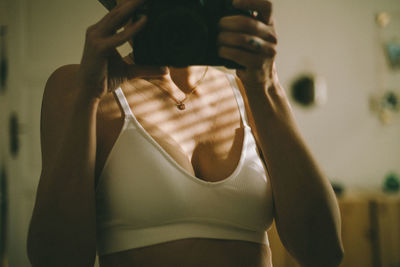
<box><xmin>97</xmin><ymin>73</ymin><xmax>250</xmax><ymax>188</ymax></box>
<box><xmin>127</xmin><ymin>115</ymin><xmax>249</xmax><ymax>186</ymax></box>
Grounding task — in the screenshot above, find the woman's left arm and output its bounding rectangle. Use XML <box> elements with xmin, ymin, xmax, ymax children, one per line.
<box><xmin>218</xmin><ymin>1</ymin><xmax>344</xmax><ymax>266</ymax></box>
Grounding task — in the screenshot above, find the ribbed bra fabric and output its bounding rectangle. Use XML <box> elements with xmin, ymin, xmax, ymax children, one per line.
<box><xmin>95</xmin><ymin>73</ymin><xmax>274</xmax><ymax>256</ymax></box>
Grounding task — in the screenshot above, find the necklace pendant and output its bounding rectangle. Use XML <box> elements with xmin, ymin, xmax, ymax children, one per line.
<box><xmin>177</xmin><ymin>103</ymin><xmax>186</xmax><ymax>110</ymax></box>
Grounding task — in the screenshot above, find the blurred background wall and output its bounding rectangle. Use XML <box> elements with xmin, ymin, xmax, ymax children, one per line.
<box><xmin>274</xmin><ymin>0</ymin><xmax>400</xmax><ymax>190</ymax></box>
<box><xmin>0</xmin><ymin>0</ymin><xmax>399</xmax><ymax>266</ymax></box>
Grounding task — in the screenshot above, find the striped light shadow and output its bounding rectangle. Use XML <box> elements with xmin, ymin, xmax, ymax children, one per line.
<box><xmin>101</xmin><ymin>68</ymin><xmax>256</xmax><ymax>182</ymax></box>
<box><xmin>128</xmin><ymin>100</ymin><xmax>241</xmax><ymax>155</ymax></box>
<box><xmin>175</xmin><ymin>105</ymin><xmax>240</xmax><ymax>143</ymax></box>
<box><xmin>164</xmin><ymin>96</ymin><xmax>239</xmax><ymax>132</ymax></box>
<box><xmin>119</xmin><ymin>74</ymin><xmax>238</xmax><ymax>127</ymax></box>
<box><xmin>125</xmin><ymin>78</ymin><xmax>239</xmax><ymax>131</ymax></box>
<box><xmin>123</xmin><ymin>76</ymin><xmax>222</xmax><ymax>119</ymax></box>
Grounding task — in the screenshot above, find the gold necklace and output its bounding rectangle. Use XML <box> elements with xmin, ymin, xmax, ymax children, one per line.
<box><xmin>149</xmin><ymin>66</ymin><xmax>209</xmax><ymax>111</ymax></box>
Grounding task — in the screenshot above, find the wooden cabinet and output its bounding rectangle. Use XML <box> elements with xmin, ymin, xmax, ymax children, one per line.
<box><xmin>267</xmin><ymin>193</ymin><xmax>400</xmax><ymax>267</ymax></box>
<box><xmin>372</xmin><ymin>195</ymin><xmax>400</xmax><ymax>267</ymax></box>
<box><xmin>339</xmin><ymin>194</ymin><xmax>376</xmax><ymax>267</ymax></box>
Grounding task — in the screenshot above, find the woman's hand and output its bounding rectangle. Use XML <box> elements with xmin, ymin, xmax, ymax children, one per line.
<box><xmin>218</xmin><ymin>0</ymin><xmax>278</xmax><ymax>90</ymax></box>
<box><xmin>77</xmin><ymin>0</ymin><xmax>167</xmax><ymax>101</ymax></box>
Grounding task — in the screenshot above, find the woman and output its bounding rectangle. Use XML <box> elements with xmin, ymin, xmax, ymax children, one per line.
<box><xmin>27</xmin><ymin>0</ymin><xmax>344</xmax><ymax>266</ymax></box>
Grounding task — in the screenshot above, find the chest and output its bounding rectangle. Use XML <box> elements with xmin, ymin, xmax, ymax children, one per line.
<box><xmin>97</xmin><ymin>72</ymin><xmax>245</xmax><ymax>182</ymax></box>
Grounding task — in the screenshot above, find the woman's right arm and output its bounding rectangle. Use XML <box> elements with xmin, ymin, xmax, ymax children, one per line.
<box><xmin>26</xmin><ymin>0</ymin><xmax>166</xmax><ymax>265</ymax></box>
<box><xmin>27</xmin><ymin>67</ymin><xmax>101</xmax><ymax>267</ymax></box>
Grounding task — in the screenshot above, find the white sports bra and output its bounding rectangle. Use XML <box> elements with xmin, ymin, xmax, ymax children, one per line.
<box><xmin>95</xmin><ymin>73</ymin><xmax>274</xmax><ymax>255</ymax></box>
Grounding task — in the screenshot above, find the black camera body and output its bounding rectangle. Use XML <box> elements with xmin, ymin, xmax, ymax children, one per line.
<box><xmin>132</xmin><ymin>0</ymin><xmax>253</xmax><ymax>69</ymax></box>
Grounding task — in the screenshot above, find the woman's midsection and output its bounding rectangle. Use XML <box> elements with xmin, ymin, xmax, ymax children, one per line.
<box><xmin>99</xmin><ymin>238</ymin><xmax>272</xmax><ymax>267</ymax></box>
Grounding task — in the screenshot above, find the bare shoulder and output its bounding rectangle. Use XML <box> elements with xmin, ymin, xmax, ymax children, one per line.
<box><xmin>42</xmin><ymin>64</ymin><xmax>80</xmax><ymax>102</ymax></box>
<box><xmin>41</xmin><ymin>64</ymin><xmax>83</xmax><ymax>125</ymax></box>
<box><xmin>40</xmin><ymin>64</ymin><xmax>85</xmax><ymax>169</ymax></box>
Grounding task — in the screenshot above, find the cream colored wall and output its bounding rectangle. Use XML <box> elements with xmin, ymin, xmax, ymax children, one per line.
<box><xmin>24</xmin><ymin>0</ymin><xmax>110</xmax><ymax>193</ymax></box>
<box><xmin>273</xmin><ymin>0</ymin><xmax>400</xmax><ymax>189</ymax></box>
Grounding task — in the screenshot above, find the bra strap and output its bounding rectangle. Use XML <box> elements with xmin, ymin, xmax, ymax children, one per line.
<box><xmin>114</xmin><ymin>87</ymin><xmax>135</xmax><ymax>119</ymax></box>
<box><xmin>226</xmin><ymin>74</ymin><xmax>250</xmax><ymax>128</ymax></box>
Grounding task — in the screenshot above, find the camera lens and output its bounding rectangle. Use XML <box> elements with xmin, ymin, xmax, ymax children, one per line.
<box><xmin>147</xmin><ymin>7</ymin><xmax>209</xmax><ymax>67</ymax></box>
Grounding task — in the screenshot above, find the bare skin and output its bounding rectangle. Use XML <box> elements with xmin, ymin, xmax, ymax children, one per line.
<box><xmin>99</xmin><ymin>237</ymin><xmax>272</xmax><ymax>267</ymax></box>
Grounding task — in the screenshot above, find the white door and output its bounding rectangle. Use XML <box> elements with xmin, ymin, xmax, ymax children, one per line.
<box><xmin>2</xmin><ymin>0</ymin><xmax>108</xmax><ymax>266</ymax></box>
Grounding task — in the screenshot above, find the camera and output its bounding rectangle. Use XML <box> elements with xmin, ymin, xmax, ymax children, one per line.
<box><xmin>132</xmin><ymin>0</ymin><xmax>253</xmax><ymax>69</ymax></box>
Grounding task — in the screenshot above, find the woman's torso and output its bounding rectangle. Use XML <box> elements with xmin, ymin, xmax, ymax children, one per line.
<box><xmin>95</xmin><ymin>67</ymin><xmax>273</xmax><ymax>267</ymax></box>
